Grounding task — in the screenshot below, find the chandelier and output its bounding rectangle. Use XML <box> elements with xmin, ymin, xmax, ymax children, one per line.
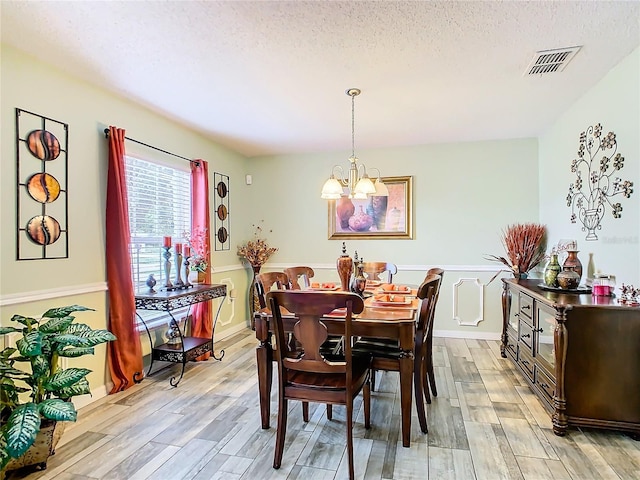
<box><xmin>321</xmin><ymin>88</ymin><xmax>388</xmax><ymax>200</ymax></box>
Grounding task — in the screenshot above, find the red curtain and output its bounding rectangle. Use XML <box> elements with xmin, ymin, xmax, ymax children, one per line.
<box><xmin>106</xmin><ymin>126</ymin><xmax>143</xmax><ymax>392</ymax></box>
<box><xmin>190</xmin><ymin>159</ymin><xmax>212</xmax><ymax>360</ymax></box>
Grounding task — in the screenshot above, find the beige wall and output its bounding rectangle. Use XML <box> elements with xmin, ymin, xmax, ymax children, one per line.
<box><xmin>539</xmin><ymin>46</ymin><xmax>639</xmax><ymax>287</ymax></box>
<box><xmin>246</xmin><ymin>137</ymin><xmax>540</xmax><ymax>337</ymax></box>
<box><xmin>4</xmin><ymin>40</ymin><xmax>635</xmax><ymax>405</ymax></box>
<box><xmin>0</xmin><ymin>44</ymin><xmax>251</xmax><ymax>400</ymax></box>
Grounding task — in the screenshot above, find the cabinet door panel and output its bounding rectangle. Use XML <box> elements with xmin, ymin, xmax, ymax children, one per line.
<box><xmin>507</xmin><ymin>292</ymin><xmax>519</xmax><ymax>337</ymax></box>
<box><xmin>536</xmin><ymin>303</ymin><xmax>556</xmax><ymax>373</ymax></box>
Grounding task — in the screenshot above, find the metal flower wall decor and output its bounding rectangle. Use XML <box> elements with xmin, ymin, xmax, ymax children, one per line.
<box><xmin>566</xmin><ymin>123</ymin><xmax>634</xmax><ymax>241</ymax></box>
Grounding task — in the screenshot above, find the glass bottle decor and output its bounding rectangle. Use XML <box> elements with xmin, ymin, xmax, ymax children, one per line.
<box><xmin>587</xmin><ymin>253</ymin><xmax>595</xmax><ymax>285</ymax></box>
<box><xmin>557</xmin><ymin>266</ymin><xmax>580</xmax><ymax>290</ymax></box>
<box><xmin>350</xmin><ymin>252</ymin><xmax>366</xmax><ymax>297</ymax></box>
<box><xmin>543</xmin><ymin>253</ymin><xmax>561</xmax><ymax>287</ymax></box>
<box><xmin>563</xmin><ymin>250</ymin><xmax>583</xmax><ymax>283</ymax></box>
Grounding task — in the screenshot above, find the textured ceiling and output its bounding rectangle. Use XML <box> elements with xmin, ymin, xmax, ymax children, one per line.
<box><xmin>2</xmin><ymin>1</ymin><xmax>639</xmax><ymax>157</ymax></box>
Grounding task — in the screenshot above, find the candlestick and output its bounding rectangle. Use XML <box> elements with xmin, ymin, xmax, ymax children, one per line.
<box><xmin>182</xmin><ymin>256</ymin><xmax>192</xmax><ymax>288</ymax></box>
<box><xmin>174</xmin><ymin>252</ymin><xmax>184</xmax><ymax>287</ymax></box>
<box><xmin>163</xmin><ymin>236</ymin><xmax>171</xmax><ymax>248</ymax></box>
<box><xmin>175</xmin><ymin>243</ymin><xmax>182</xmax><ymax>255</ymax></box>
<box><xmin>162</xmin><ymin>247</ymin><xmax>173</xmax><ymax>289</ymax></box>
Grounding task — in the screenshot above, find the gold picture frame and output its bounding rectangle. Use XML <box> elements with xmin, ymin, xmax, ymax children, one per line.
<box><xmin>328</xmin><ymin>176</ymin><xmax>413</xmax><ymax>240</ymax></box>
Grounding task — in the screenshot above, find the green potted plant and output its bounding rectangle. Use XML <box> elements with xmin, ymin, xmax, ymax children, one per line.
<box><xmin>0</xmin><ymin>305</ymin><xmax>116</xmax><ymax>473</ymax></box>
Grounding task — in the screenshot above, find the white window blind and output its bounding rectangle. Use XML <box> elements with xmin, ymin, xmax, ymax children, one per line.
<box><xmin>124</xmin><ymin>156</ymin><xmax>191</xmax><ymax>290</ymax></box>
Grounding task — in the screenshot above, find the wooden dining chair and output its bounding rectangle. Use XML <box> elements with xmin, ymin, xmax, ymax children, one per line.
<box><xmin>255</xmin><ymin>272</ymin><xmax>290</xmax><ymax>309</ymax></box>
<box><xmin>424</xmin><ymin>267</ymin><xmax>444</xmax><ymax>402</ymax></box>
<box><xmin>362</xmin><ymin>261</ymin><xmax>397</xmax><ymax>283</ymax></box>
<box><xmin>267</xmin><ymin>290</ymin><xmax>371</xmax><ymax>480</ymax></box>
<box><xmin>283</xmin><ymin>266</ymin><xmax>314</xmax><ymax>290</ymax></box>
<box><xmin>352</xmin><ymin>274</ymin><xmax>442</xmax><ymax>433</ymax></box>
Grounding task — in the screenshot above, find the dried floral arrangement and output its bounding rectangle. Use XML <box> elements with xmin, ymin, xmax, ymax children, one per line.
<box><xmin>486</xmin><ymin>223</ymin><xmax>547</xmax><ymax>278</ymax></box>
<box><xmin>183</xmin><ymin>227</ymin><xmax>209</xmax><ymax>272</ymax></box>
<box><xmin>237</xmin><ymin>222</ymin><xmax>277</xmax><ymax>267</ymax></box>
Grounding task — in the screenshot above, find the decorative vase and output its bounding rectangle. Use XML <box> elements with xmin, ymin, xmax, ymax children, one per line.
<box><xmin>557</xmin><ymin>266</ymin><xmax>580</xmax><ymax>290</ymax></box>
<box><xmin>336</xmin><ymin>196</ymin><xmax>355</xmax><ymax>230</ymax></box>
<box><xmin>249</xmin><ymin>265</ymin><xmax>261</xmax><ymax>318</ymax></box>
<box><xmin>563</xmin><ymin>250</ymin><xmax>583</xmax><ymax>283</ymax></box>
<box><xmin>165</xmin><ymin>318</ymin><xmax>182</xmax><ymax>345</ymax></box>
<box><xmin>146</xmin><ymin>274</ymin><xmax>157</xmax><ymax>293</ymax></box>
<box><xmin>336</xmin><ymin>242</ymin><xmax>353</xmax><ymax>291</ymax></box>
<box><xmin>543</xmin><ymin>254</ymin><xmax>561</xmax><ymax>287</ymax></box>
<box><xmin>4</xmin><ymin>420</ymin><xmax>66</xmax><ymax>473</ymax></box>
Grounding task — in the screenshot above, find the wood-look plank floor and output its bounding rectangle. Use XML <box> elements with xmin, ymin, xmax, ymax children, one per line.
<box><xmin>7</xmin><ymin>331</ymin><xmax>640</xmax><ymax>480</ymax></box>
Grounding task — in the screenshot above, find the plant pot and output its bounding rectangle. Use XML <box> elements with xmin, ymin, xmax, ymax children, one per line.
<box><xmin>4</xmin><ymin>420</ymin><xmax>66</xmax><ymax>473</ymax></box>
<box><xmin>189</xmin><ymin>270</ymin><xmax>206</xmax><ymax>284</ymax></box>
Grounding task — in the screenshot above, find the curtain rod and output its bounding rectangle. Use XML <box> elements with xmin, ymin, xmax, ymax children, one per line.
<box><xmin>103</xmin><ymin>128</ymin><xmax>198</xmax><ymax>165</ymax></box>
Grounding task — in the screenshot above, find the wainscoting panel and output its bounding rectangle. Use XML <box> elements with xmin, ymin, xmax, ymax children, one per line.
<box><xmin>453</xmin><ymin>277</ymin><xmax>485</xmax><ymax>326</ymax></box>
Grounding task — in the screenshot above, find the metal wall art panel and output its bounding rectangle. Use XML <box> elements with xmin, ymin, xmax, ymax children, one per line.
<box><xmin>214</xmin><ymin>172</ymin><xmax>230</xmax><ymax>251</ymax></box>
<box><xmin>16</xmin><ymin>109</ymin><xmax>69</xmax><ymax>260</ymax></box>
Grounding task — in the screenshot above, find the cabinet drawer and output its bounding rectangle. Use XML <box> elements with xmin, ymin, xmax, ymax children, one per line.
<box><xmin>518</xmin><ymin>321</ymin><xmax>534</xmax><ymax>355</ymax></box>
<box><xmin>517</xmin><ymin>349</ymin><xmax>535</xmax><ymax>383</ymax></box>
<box><xmin>505</xmin><ymin>334</ymin><xmax>517</xmax><ymax>360</ymax></box>
<box><xmin>519</xmin><ymin>293</ymin><xmax>533</xmax><ymax>325</ymax></box>
<box><xmin>535</xmin><ymin>366</ymin><xmax>556</xmax><ymax>404</ymax></box>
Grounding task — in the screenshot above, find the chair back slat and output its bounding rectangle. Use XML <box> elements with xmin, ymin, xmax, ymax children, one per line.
<box><xmin>415</xmin><ymin>274</ymin><xmax>442</xmax><ymax>343</ymax></box>
<box><xmin>284</xmin><ymin>266</ymin><xmax>315</xmax><ymax>290</ymax></box>
<box><xmin>362</xmin><ymin>262</ymin><xmax>397</xmax><ymax>283</ymax></box>
<box><xmin>256</xmin><ymin>272</ymin><xmax>290</xmax><ymax>308</ymax></box>
<box><xmin>267</xmin><ymin>291</ymin><xmax>364</xmax><ymax>375</ymax></box>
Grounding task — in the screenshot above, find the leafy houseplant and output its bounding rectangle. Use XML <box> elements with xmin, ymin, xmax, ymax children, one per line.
<box><xmin>0</xmin><ymin>305</ymin><xmax>116</xmax><ymax>472</ymax></box>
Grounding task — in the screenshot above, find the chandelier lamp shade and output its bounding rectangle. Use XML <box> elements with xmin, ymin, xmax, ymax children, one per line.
<box><xmin>321</xmin><ymin>88</ymin><xmax>388</xmax><ymax>200</ymax></box>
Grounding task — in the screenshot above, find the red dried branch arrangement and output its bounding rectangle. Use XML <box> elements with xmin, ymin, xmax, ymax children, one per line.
<box><xmin>486</xmin><ymin>223</ymin><xmax>547</xmax><ymax>277</ymax></box>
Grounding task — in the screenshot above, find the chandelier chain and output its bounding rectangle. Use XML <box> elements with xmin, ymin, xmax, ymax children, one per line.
<box><xmin>351</xmin><ymin>92</ymin><xmax>356</xmax><ymax>158</ymax></box>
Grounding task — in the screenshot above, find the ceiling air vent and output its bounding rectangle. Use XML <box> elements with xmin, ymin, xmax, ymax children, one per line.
<box><xmin>525</xmin><ymin>46</ymin><xmax>581</xmax><ymax>75</ymax></box>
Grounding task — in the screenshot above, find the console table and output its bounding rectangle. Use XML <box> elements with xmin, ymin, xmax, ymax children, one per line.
<box><xmin>501</xmin><ymin>278</ymin><xmax>639</xmax><ymax>437</ymax></box>
<box><xmin>135</xmin><ymin>283</ymin><xmax>227</xmax><ymax>386</ymax></box>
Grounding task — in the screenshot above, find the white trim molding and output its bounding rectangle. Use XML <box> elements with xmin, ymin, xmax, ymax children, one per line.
<box><xmin>452</xmin><ymin>277</ymin><xmax>485</xmax><ymax>326</ymax></box>
<box><xmin>269</xmin><ymin>263</ymin><xmax>503</xmax><ymax>273</ymax></box>
<box><xmin>0</xmin><ymin>282</ymin><xmax>108</xmax><ymax>307</ymax></box>
<box><xmin>433</xmin><ymin>329</ymin><xmax>501</xmax><ymax>341</ymax></box>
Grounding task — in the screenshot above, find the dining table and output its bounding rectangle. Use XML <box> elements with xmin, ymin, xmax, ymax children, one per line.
<box><xmin>254</xmin><ymin>290</ymin><xmax>419</xmax><ymax>447</ymax></box>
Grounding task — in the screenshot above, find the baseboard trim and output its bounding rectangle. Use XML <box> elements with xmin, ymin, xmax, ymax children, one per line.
<box><xmin>433</xmin><ymin>329</ymin><xmax>501</xmax><ymax>341</ymax></box>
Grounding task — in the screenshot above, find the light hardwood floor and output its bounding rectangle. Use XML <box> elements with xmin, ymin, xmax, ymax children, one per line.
<box><xmin>7</xmin><ymin>330</ymin><xmax>640</xmax><ymax>480</ymax></box>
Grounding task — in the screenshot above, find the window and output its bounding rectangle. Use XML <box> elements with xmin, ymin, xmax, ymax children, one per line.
<box><xmin>125</xmin><ymin>156</ymin><xmax>191</xmax><ymax>290</ymax></box>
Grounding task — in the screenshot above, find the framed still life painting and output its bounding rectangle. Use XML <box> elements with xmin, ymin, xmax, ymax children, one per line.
<box><xmin>328</xmin><ymin>175</ymin><xmax>413</xmax><ymax>240</ymax></box>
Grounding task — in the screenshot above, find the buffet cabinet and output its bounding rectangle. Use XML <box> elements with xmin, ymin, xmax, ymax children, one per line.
<box><xmin>501</xmin><ymin>278</ymin><xmax>639</xmax><ymax>437</ymax></box>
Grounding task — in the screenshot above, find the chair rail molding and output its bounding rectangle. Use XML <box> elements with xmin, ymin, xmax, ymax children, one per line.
<box><xmin>0</xmin><ymin>282</ymin><xmax>108</xmax><ymax>307</ymax></box>
<box><xmin>452</xmin><ymin>277</ymin><xmax>485</xmax><ymax>326</ymax></box>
